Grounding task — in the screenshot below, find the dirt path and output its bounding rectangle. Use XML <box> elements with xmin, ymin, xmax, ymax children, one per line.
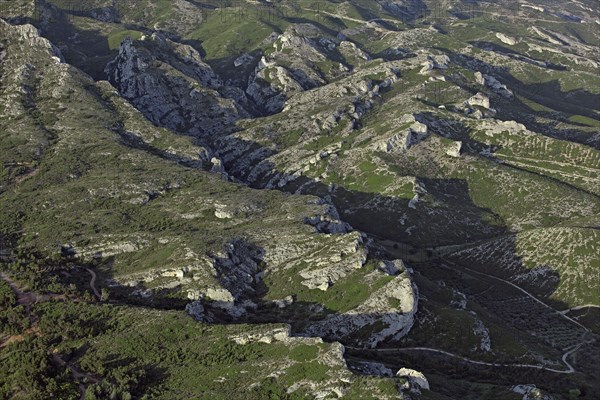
<box><xmin>85</xmin><ymin>268</ymin><xmax>101</xmax><ymax>300</ymax></box>
<box><xmin>347</xmin><ymin>253</ymin><xmax>594</xmax><ymax>375</ymax></box>
<box><xmin>0</xmin><ymin>326</ymin><xmax>40</xmax><ymax>348</ymax></box>
<box><xmin>15</xmin><ymin>167</ymin><xmax>39</xmax><ymax>184</ymax></box>
<box><xmin>0</xmin><ymin>272</ymin><xmax>65</xmax><ymax>307</ymax></box>
<box><xmin>1</xmin><ymin>272</ymin><xmax>103</xmax><ymax>398</ymax></box>
<box><xmin>0</xmin><ymin>272</ymin><xmax>35</xmax><ymax>306</ymax></box>
<box><xmin>442</xmin><ymin>260</ymin><xmax>589</xmax><ymax>332</ymax></box>
<box><xmin>304</xmin><ymin>8</ymin><xmax>396</xmax><ymax>37</ymax></box>
<box><xmin>560</xmin><ymin>304</ymin><xmax>600</xmax><ymax>314</ymax></box>
<box><xmin>52</xmin><ymin>352</ymin><xmax>100</xmax><ymax>399</ymax></box>
<box><xmin>350</xmin><ymin>346</ymin><xmax>577</xmax><ymax>374</ymax></box>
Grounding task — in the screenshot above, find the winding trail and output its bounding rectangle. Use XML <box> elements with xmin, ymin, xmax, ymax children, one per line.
<box><xmin>52</xmin><ymin>352</ymin><xmax>100</xmax><ymax>400</ymax></box>
<box><xmin>1</xmin><ymin>272</ymin><xmax>102</xmax><ymax>398</ymax></box>
<box><xmin>349</xmin><ymin>345</ymin><xmax>577</xmax><ymax>374</ymax></box>
<box><xmin>355</xmin><ymin>244</ymin><xmax>596</xmax><ymax>375</ymax></box>
<box><xmin>85</xmin><ymin>268</ymin><xmax>101</xmax><ymax>300</ymax></box>
<box><xmin>0</xmin><ymin>272</ymin><xmax>64</xmax><ymax>310</ymax></box>
<box><xmin>442</xmin><ymin>260</ymin><xmax>590</xmax><ymax>332</ymax></box>
<box><xmin>560</xmin><ymin>304</ymin><xmax>600</xmax><ymax>314</ymax></box>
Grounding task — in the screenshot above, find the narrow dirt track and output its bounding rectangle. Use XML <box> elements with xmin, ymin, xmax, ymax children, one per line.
<box><xmin>85</xmin><ymin>268</ymin><xmax>101</xmax><ymax>300</ymax></box>
<box><xmin>349</xmin><ymin>342</ymin><xmax>591</xmax><ymax>374</ymax></box>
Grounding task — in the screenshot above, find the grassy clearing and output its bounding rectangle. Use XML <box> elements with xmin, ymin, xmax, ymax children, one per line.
<box><xmin>108</xmin><ymin>30</ymin><xmax>143</xmax><ymax>50</ymax></box>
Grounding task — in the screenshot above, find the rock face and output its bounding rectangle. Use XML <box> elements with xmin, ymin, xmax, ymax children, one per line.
<box><xmin>247</xmin><ymin>60</ymin><xmax>305</xmax><ymax>114</ymax></box>
<box><xmin>304</xmin><ymin>261</ymin><xmax>418</xmax><ymax>347</ymax></box>
<box><xmin>475</xmin><ymin>72</ymin><xmax>513</xmax><ymax>98</ymax></box>
<box><xmin>339</xmin><ymin>40</ymin><xmax>371</xmax><ymax>62</ymax></box>
<box><xmin>397</xmin><ymin>368</ymin><xmax>430</xmax><ymax>391</ymax></box>
<box><xmin>379</xmin><ymin>131</ymin><xmax>414</xmax><ymax>152</ymax></box>
<box><xmin>230</xmin><ymin>325</ymin><xmax>291</xmax><ymax>345</ymax></box>
<box><xmin>445</xmin><ymin>140</ymin><xmax>462</xmax><ymax>158</ymax></box>
<box><xmin>464</xmin><ymin>92</ymin><xmax>496</xmax><ymax>118</ymax></box>
<box><xmin>351</xmin><ymin>361</ymin><xmax>394</xmax><ymax>377</ymax></box>
<box><xmin>186</xmin><ymin>240</ymin><xmax>265</xmax><ymax>318</ymax></box>
<box><xmin>511</xmin><ymin>384</ymin><xmax>553</xmax><ymax>400</ymax></box>
<box><xmin>297</xmin><ymin>231</ymin><xmax>368</xmax><ymax>291</ymax></box>
<box><xmin>378</xmin><ymin>119</ymin><xmax>429</xmax><ymax>152</ymax></box>
<box><xmin>185</xmin><ymin>301</ymin><xmax>207</xmax><ymax>321</ymax></box>
<box><xmin>245</xmin><ymin>25</ymin><xmax>350</xmax><ymax>114</ymax></box>
<box><xmin>496</xmin><ymin>32</ymin><xmax>518</xmax><ymax>45</ymax></box>
<box><xmin>1</xmin><ymin>22</ymin><xmax>64</xmax><ymax>61</ymax></box>
<box><xmin>212</xmin><ymin>240</ymin><xmax>264</xmax><ymax>302</ymax></box>
<box><xmin>379</xmin><ymin>259</ymin><xmax>407</xmax><ymax>275</ymax></box>
<box><xmin>473</xmin><ymin>319</ymin><xmax>491</xmax><ymax>352</ymax></box>
<box><xmin>233</xmin><ymin>53</ymin><xmax>254</xmax><ymax>68</ymax></box>
<box><xmin>467</xmin><ymin>92</ymin><xmax>490</xmax><ymax>109</ymax></box>
<box><xmin>305</xmin><ymin>202</ymin><xmax>351</xmax><ymax>234</ymax></box>
<box><xmin>419</xmin><ymin>54</ymin><xmax>450</xmax><ymax>74</ymax></box>
<box><xmin>105</xmin><ymin>36</ymin><xmax>247</xmax><ymax>136</ymax></box>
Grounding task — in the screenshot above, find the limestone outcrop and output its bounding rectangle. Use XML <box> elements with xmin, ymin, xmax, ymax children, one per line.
<box><xmin>304</xmin><ymin>261</ymin><xmax>418</xmax><ymax>347</ymax></box>
<box><xmin>105</xmin><ymin>36</ymin><xmax>247</xmax><ymax>136</ymax></box>
<box><xmin>397</xmin><ymin>368</ymin><xmax>430</xmax><ymax>391</ymax></box>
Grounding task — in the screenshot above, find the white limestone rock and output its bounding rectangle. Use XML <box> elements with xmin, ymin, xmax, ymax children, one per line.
<box><xmin>465</xmin><ymin>92</ymin><xmax>496</xmax><ymax>118</ymax></box>
<box><xmin>472</xmin><ymin>318</ymin><xmax>491</xmax><ymax>352</ymax></box>
<box><xmin>210</xmin><ymin>157</ymin><xmax>226</xmax><ymax>174</ymax></box>
<box><xmin>299</xmin><ymin>232</ymin><xmax>367</xmax><ymax>291</ymax></box>
<box><xmin>1</xmin><ymin>21</ymin><xmax>64</xmax><ymax>61</ymax></box>
<box><xmin>467</xmin><ymin>92</ymin><xmax>490</xmax><ymax>109</ymax></box>
<box><xmin>339</xmin><ymin>40</ymin><xmax>371</xmax><ymax>61</ymax></box>
<box><xmin>379</xmin><ymin>130</ymin><xmax>413</xmax><ymax>152</ymax></box>
<box><xmin>511</xmin><ymin>384</ymin><xmax>554</xmax><ymax>400</ymax></box>
<box><xmin>474</xmin><ymin>71</ymin><xmax>485</xmax><ymax>85</ymax></box>
<box><xmin>445</xmin><ymin>141</ymin><xmax>462</xmax><ymax>158</ymax></box>
<box><xmin>305</xmin><ymin>214</ymin><xmax>351</xmax><ymax>234</ymax></box>
<box><xmin>234</xmin><ymin>53</ymin><xmax>254</xmax><ymax>67</ymax></box>
<box><xmin>214</xmin><ymin>203</ymin><xmax>234</xmax><ymax>219</ymax></box>
<box><xmin>230</xmin><ymin>326</ymin><xmax>291</xmax><ymax>344</ymax></box>
<box><xmin>378</xmin><ymin>120</ymin><xmax>428</xmax><ymax>152</ymax></box>
<box><xmin>476</xmin><ymin>73</ymin><xmax>513</xmax><ymax>98</ymax></box>
<box><xmin>304</xmin><ymin>264</ymin><xmax>418</xmax><ymax>347</ymax></box>
<box><xmin>496</xmin><ymin>32</ymin><xmax>518</xmax><ymax>45</ymax></box>
<box><xmin>419</xmin><ymin>54</ymin><xmax>450</xmax><ymax>74</ymax></box>
<box><xmin>206</xmin><ymin>287</ymin><xmax>235</xmax><ymax>302</ymax></box>
<box><xmin>273</xmin><ymin>295</ymin><xmax>294</xmax><ymax>308</ymax></box>
<box><xmin>379</xmin><ymin>259</ymin><xmax>406</xmax><ymax>275</ymax></box>
<box><xmin>397</xmin><ymin>368</ymin><xmax>429</xmax><ymax>391</ymax></box>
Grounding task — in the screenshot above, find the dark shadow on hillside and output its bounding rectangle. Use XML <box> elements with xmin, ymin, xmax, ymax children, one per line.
<box><xmin>283</xmin><ymin>16</ymin><xmax>340</xmax><ymax>38</ymax></box>
<box><xmin>353</xmin><ymin>241</ymin><xmax>598</xmax><ymax>396</ymax></box>
<box><xmin>381</xmin><ymin>0</ymin><xmax>427</xmax><ymax>22</ymax></box>
<box><xmin>431</xmin><ymin>47</ymin><xmax>600</xmax><ymax>149</ymax></box>
<box><xmin>500</xmin><ymin>77</ymin><xmax>599</xmax><ymax>118</ymax></box>
<box><xmin>347</xmin><ymin>342</ymin><xmax>600</xmax><ymax>399</ymax></box>
<box><xmin>415</xmin><ymin>111</ymin><xmax>600</xmax><ymax>199</ymax></box>
<box><xmin>89</xmin><ymin>353</ymin><xmax>168</xmax><ymax>397</ymax></box>
<box><xmin>470</xmin><ymin>41</ymin><xmax>568</xmax><ymax>72</ymax></box>
<box><xmin>31</xmin><ymin>0</ymin><xmax>118</xmax><ymax>80</ymax></box>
